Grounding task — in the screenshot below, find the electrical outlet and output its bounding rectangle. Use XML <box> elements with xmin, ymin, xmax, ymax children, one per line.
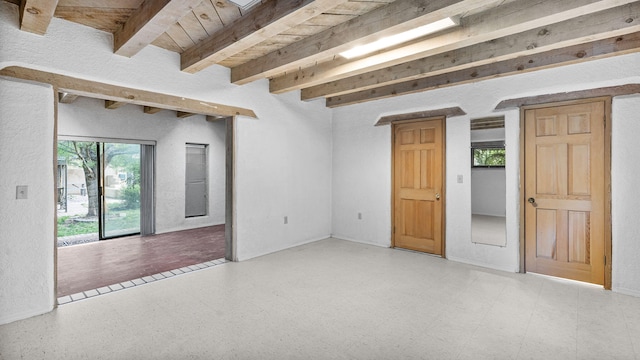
<box><xmin>358</xmin><ymin>212</ymin><xmax>362</xmax><ymax>220</ymax></box>
<box><xmin>284</xmin><ymin>216</ymin><xmax>288</xmax><ymax>224</ymax></box>
<box><xmin>16</xmin><ymin>185</ymin><xmax>28</xmax><ymax>199</ymax></box>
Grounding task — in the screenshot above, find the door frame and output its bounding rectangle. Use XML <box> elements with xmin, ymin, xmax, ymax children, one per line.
<box><xmin>390</xmin><ymin>117</ymin><xmax>447</xmax><ymax>257</ymax></box>
<box><xmin>519</xmin><ymin>97</ymin><xmax>612</xmax><ymax>289</ymax></box>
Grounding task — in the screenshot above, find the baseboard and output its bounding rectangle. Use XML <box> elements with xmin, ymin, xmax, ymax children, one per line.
<box><xmin>446</xmin><ymin>255</ymin><xmax>518</xmax><ymax>273</ymax></box>
<box><xmin>330</xmin><ymin>234</ymin><xmax>391</xmax><ymax>248</ymax></box>
<box><xmin>236</xmin><ymin>235</ymin><xmax>331</xmax><ymax>262</ymax></box>
<box><xmin>613</xmin><ymin>286</ymin><xmax>640</xmax><ymax>298</ymax></box>
<box><xmin>0</xmin><ymin>304</ymin><xmax>54</xmax><ymax>326</ymax></box>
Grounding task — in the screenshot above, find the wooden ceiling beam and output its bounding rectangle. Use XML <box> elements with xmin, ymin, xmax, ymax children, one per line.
<box><xmin>325</xmin><ymin>32</ymin><xmax>640</xmax><ymax>107</ymax></box>
<box><xmin>19</xmin><ymin>0</ymin><xmax>59</xmax><ymax>35</ymax></box>
<box><xmin>271</xmin><ymin>0</ymin><xmax>638</xmax><ymax>94</ymax></box>
<box><xmin>230</xmin><ymin>0</ymin><xmax>500</xmax><ymax>85</ymax></box>
<box><xmin>303</xmin><ymin>2</ymin><xmax>640</xmax><ymax>100</ymax></box>
<box><xmin>0</xmin><ymin>66</ymin><xmax>257</xmax><ymax>118</ymax></box>
<box><xmin>180</xmin><ymin>0</ymin><xmax>350</xmax><ymax>74</ymax></box>
<box><xmin>114</xmin><ymin>0</ymin><xmax>203</xmax><ymax>57</ymax></box>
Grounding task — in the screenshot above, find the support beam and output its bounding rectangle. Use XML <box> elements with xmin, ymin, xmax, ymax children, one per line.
<box><xmin>105</xmin><ymin>100</ymin><xmax>127</xmax><ymax>109</ymax></box>
<box><xmin>114</xmin><ymin>0</ymin><xmax>203</xmax><ymax>57</ymax></box>
<box><xmin>271</xmin><ymin>0</ymin><xmax>638</xmax><ymax>94</ymax></box>
<box><xmin>143</xmin><ymin>106</ymin><xmax>163</xmax><ymax>114</ymax></box>
<box><xmin>325</xmin><ymin>32</ymin><xmax>640</xmax><ymax>107</ymax></box>
<box><xmin>181</xmin><ymin>0</ymin><xmax>349</xmax><ymax>73</ymax></box>
<box><xmin>302</xmin><ymin>2</ymin><xmax>640</xmax><ymax>100</ymax></box>
<box><xmin>230</xmin><ymin>0</ymin><xmax>499</xmax><ymax>84</ymax></box>
<box><xmin>58</xmin><ymin>92</ymin><xmax>78</xmax><ymax>104</ymax></box>
<box><xmin>0</xmin><ymin>66</ymin><xmax>257</xmax><ymax>118</ymax></box>
<box><xmin>19</xmin><ymin>0</ymin><xmax>59</xmax><ymax>35</ymax></box>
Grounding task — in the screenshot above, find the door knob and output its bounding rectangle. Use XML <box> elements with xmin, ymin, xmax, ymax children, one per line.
<box><xmin>528</xmin><ymin>197</ymin><xmax>535</xmax><ymax>204</ymax></box>
<box><xmin>435</xmin><ymin>193</ymin><xmax>441</xmax><ymax>200</ymax></box>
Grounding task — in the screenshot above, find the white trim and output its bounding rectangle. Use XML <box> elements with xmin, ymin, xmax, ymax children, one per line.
<box><xmin>447</xmin><ymin>255</ymin><xmax>518</xmax><ymax>273</ymax></box>
<box><xmin>0</xmin><ymin>305</ymin><xmax>54</xmax><ymax>326</ymax></box>
<box><xmin>613</xmin><ymin>286</ymin><xmax>640</xmax><ymax>298</ymax></box>
<box><xmin>237</xmin><ymin>235</ymin><xmax>331</xmax><ymax>261</ymax></box>
<box><xmin>331</xmin><ymin>235</ymin><xmax>391</xmax><ymax>248</ymax></box>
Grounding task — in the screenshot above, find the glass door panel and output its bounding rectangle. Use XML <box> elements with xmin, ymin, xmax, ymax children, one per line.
<box><xmin>56</xmin><ymin>140</ymin><xmax>100</xmax><ymax>245</ymax></box>
<box><xmin>101</xmin><ymin>143</ymin><xmax>141</xmax><ymax>239</ymax></box>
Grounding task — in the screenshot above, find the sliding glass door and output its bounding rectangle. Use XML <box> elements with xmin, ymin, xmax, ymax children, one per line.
<box><xmin>101</xmin><ymin>143</ymin><xmax>141</xmax><ymax>239</ymax></box>
<box><xmin>57</xmin><ymin>139</ymin><xmax>152</xmax><ymax>245</ymax></box>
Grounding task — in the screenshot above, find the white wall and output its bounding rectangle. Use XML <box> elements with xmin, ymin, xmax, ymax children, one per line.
<box><xmin>611</xmin><ymin>95</ymin><xmax>640</xmax><ymax>297</ymax></box>
<box><xmin>0</xmin><ymin>1</ymin><xmax>332</xmax><ymax>323</ymax></box>
<box><xmin>331</xmin><ymin>52</ymin><xmax>640</xmax><ymax>283</ymax></box>
<box><xmin>58</xmin><ymin>97</ymin><xmax>226</xmax><ymax>232</ymax></box>
<box><xmin>0</xmin><ymin>77</ymin><xmax>55</xmax><ymax>324</ymax></box>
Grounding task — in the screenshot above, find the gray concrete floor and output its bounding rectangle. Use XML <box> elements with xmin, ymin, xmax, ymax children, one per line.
<box><xmin>1</xmin><ymin>238</ymin><xmax>639</xmax><ymax>359</ymax></box>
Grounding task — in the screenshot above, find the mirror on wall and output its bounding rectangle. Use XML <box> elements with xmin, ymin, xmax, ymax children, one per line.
<box><xmin>470</xmin><ymin>117</ymin><xmax>506</xmax><ymax>246</ymax></box>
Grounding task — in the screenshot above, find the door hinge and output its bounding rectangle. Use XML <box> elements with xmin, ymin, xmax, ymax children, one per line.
<box><xmin>604</xmin><ymin>255</ymin><xmax>607</xmax><ymax>266</ymax></box>
<box><xmin>393</xmin><ymin>226</ymin><xmax>396</xmax><ymax>234</ymax></box>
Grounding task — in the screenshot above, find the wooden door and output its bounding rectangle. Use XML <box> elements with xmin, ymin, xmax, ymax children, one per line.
<box><xmin>393</xmin><ymin>119</ymin><xmax>444</xmax><ymax>255</ymax></box>
<box><xmin>524</xmin><ymin>100</ymin><xmax>606</xmax><ymax>285</ymax></box>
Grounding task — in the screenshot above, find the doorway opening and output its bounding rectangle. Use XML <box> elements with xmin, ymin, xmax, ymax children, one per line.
<box><xmin>54</xmin><ymin>112</ymin><xmax>233</xmax><ymax>301</ymax></box>
<box><xmin>470</xmin><ymin>117</ymin><xmax>506</xmax><ymax>247</ymax></box>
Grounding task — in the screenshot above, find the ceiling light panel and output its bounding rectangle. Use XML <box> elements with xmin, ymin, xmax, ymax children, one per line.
<box><xmin>340</xmin><ymin>17</ymin><xmax>459</xmax><ymax>59</ymax></box>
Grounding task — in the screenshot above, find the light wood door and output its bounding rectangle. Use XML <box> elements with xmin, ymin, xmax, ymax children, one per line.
<box><xmin>525</xmin><ymin>100</ymin><xmax>606</xmax><ymax>285</ymax></box>
<box><xmin>393</xmin><ymin>119</ymin><xmax>444</xmax><ymax>255</ymax></box>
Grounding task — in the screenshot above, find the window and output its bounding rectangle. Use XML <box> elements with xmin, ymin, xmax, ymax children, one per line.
<box><xmin>185</xmin><ymin>144</ymin><xmax>208</xmax><ymax>217</ymax></box>
<box><xmin>472</xmin><ymin>141</ymin><xmax>505</xmax><ymax>168</ymax></box>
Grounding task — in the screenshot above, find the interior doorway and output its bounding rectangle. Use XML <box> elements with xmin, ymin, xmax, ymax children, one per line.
<box><xmin>392</xmin><ymin>118</ymin><xmax>446</xmax><ymax>255</ymax></box>
<box><xmin>55</xmin><ymin>116</ymin><xmax>232</xmax><ymax>300</ymax></box>
<box><xmin>523</xmin><ymin>98</ymin><xmax>611</xmax><ymax>287</ymax></box>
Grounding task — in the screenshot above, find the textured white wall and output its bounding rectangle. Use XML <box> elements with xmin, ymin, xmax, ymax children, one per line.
<box><xmin>611</xmin><ymin>95</ymin><xmax>640</xmax><ymax>297</ymax></box>
<box><xmin>235</xmin><ymin>94</ymin><xmax>332</xmax><ymax>260</ymax></box>
<box><xmin>58</xmin><ymin>97</ymin><xmax>226</xmax><ymax>232</ymax></box>
<box><xmin>0</xmin><ymin>77</ymin><xmax>55</xmax><ymax>325</ymax></box>
<box><xmin>331</xmin><ymin>52</ymin><xmax>640</xmax><ymax>279</ymax></box>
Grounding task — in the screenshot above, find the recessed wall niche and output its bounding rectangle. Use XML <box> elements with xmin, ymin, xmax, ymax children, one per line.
<box><xmin>470</xmin><ymin>117</ymin><xmax>506</xmax><ymax>247</ymax></box>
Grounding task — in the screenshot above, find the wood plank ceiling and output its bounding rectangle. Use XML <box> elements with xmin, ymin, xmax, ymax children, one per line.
<box><xmin>7</xmin><ymin>0</ymin><xmax>640</xmax><ymax>108</ymax></box>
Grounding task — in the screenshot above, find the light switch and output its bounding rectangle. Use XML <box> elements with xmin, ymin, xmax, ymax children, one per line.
<box><xmin>16</xmin><ymin>185</ymin><xmax>28</xmax><ymax>199</ymax></box>
<box><xmin>457</xmin><ymin>175</ymin><xmax>463</xmax><ymax>183</ymax></box>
